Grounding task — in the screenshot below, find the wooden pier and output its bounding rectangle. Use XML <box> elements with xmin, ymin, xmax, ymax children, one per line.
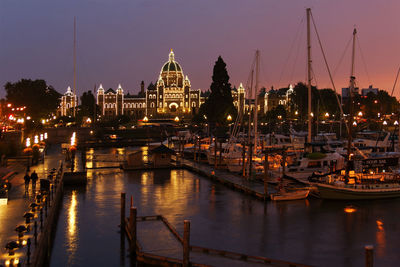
<box><xmin>120</xmin><ymin>193</ymin><xmax>312</xmax><ymax>267</ymax></box>
<box><xmin>177</xmin><ymin>158</ymin><xmax>273</xmax><ymax>200</ymax></box>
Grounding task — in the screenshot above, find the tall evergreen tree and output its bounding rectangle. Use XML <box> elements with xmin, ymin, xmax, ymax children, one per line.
<box><xmin>200</xmin><ymin>56</ymin><xmax>236</xmax><ymax>130</ymax></box>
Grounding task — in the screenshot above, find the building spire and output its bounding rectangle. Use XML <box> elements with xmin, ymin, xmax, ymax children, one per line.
<box><xmin>169</xmin><ymin>49</ymin><xmax>175</xmax><ymax>62</ymax></box>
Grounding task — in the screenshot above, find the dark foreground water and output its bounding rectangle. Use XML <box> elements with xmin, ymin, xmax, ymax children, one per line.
<box><xmin>50</xmin><ymin>168</ymin><xmax>400</xmax><ymax>267</ymax></box>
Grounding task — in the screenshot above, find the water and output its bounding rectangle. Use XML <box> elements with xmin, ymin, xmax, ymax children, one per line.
<box><xmin>50</xmin><ymin>168</ymin><xmax>400</xmax><ymax>267</ymax></box>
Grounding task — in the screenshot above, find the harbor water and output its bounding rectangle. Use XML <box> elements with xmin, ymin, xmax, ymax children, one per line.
<box><xmin>50</xmin><ymin>156</ymin><xmax>400</xmax><ymax>266</ymax></box>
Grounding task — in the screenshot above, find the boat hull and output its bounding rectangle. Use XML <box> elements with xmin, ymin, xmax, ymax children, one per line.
<box><xmin>315</xmin><ymin>183</ymin><xmax>400</xmax><ymax>200</ymax></box>
<box><xmin>270</xmin><ymin>190</ymin><xmax>309</xmax><ymax>201</ymax></box>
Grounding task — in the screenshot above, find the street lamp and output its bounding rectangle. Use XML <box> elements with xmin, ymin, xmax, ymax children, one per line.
<box><xmin>143</xmin><ymin>116</ymin><xmax>148</xmax><ymax>122</ymax></box>
<box><xmin>227</xmin><ymin>114</ymin><xmax>232</xmax><ymax>121</ymax></box>
<box><xmin>174</xmin><ymin>116</ymin><xmax>180</xmax><ymax>122</ymax></box>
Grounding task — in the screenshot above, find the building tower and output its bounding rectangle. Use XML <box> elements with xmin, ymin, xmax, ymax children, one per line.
<box><xmin>116</xmin><ymin>84</ymin><xmax>124</xmax><ymax>115</ymax></box>
<box><xmin>97</xmin><ymin>84</ymin><xmax>105</xmax><ymax>115</ymax></box>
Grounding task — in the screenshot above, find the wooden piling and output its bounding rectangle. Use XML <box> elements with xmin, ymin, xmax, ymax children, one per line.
<box><xmin>365</xmin><ymin>245</ymin><xmax>374</xmax><ymax>267</ymax></box>
<box><xmin>242</xmin><ymin>142</ymin><xmax>246</xmax><ymax>177</ymax></box>
<box><xmin>120</xmin><ymin>193</ymin><xmax>126</xmax><ymax>229</ymax></box>
<box><xmin>219</xmin><ymin>141</ymin><xmax>222</xmax><ymax>166</ymax></box>
<box><xmin>183</xmin><ymin>220</ymin><xmax>190</xmax><ymax>267</ymax></box>
<box><xmin>263</xmin><ymin>152</ymin><xmax>269</xmax><ymax>198</ymax></box>
<box><xmin>129</xmin><ymin>207</ymin><xmax>137</xmax><ymax>259</ymax></box>
<box><xmin>214</xmin><ymin>137</ymin><xmax>218</xmax><ymax>170</ymax></box>
<box><xmin>34</xmin><ymin>221</ymin><xmax>38</xmax><ymax>244</ymax></box>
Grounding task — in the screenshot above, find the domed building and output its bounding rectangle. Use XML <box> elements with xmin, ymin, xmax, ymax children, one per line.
<box><xmin>96</xmin><ymin>50</ymin><xmax>202</xmax><ymax>119</ymax></box>
<box><xmin>147</xmin><ymin>49</ymin><xmax>201</xmax><ymax>117</ymax></box>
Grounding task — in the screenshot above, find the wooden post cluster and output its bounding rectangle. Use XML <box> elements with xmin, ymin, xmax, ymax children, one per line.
<box><xmin>365</xmin><ymin>245</ymin><xmax>374</xmax><ymax>267</ymax></box>
<box><xmin>183</xmin><ymin>220</ymin><xmax>190</xmax><ymax>267</ymax></box>
<box><xmin>263</xmin><ymin>151</ymin><xmax>269</xmax><ymax>198</ymax></box>
<box><xmin>120</xmin><ymin>193</ymin><xmax>126</xmax><ymax>230</ymax></box>
<box><xmin>129</xmin><ymin>207</ymin><xmax>137</xmax><ymax>261</ymax></box>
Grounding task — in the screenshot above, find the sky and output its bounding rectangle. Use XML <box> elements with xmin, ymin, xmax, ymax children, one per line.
<box><xmin>1</xmin><ymin>0</ymin><xmax>400</xmax><ymax>99</ymax></box>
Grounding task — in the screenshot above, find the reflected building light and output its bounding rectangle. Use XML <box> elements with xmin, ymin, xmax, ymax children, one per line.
<box><xmin>344</xmin><ymin>206</ymin><xmax>356</xmax><ymax>213</ymax></box>
<box><xmin>67</xmin><ymin>190</ymin><xmax>78</xmax><ymax>260</ymax></box>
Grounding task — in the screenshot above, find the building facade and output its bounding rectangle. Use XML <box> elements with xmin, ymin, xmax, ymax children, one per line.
<box><xmin>97</xmin><ymin>50</ymin><xmax>202</xmax><ymax>119</ymax></box>
<box><xmin>58</xmin><ymin>86</ymin><xmax>78</xmax><ymax>117</ymax></box>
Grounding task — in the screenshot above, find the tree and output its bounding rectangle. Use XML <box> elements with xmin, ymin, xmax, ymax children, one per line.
<box><xmin>4</xmin><ymin>79</ymin><xmax>61</xmax><ymax>120</ymax></box>
<box><xmin>79</xmin><ymin>90</ymin><xmax>97</xmax><ymax>118</ymax></box>
<box><xmin>199</xmin><ymin>56</ymin><xmax>236</xmax><ymax>130</ymax></box>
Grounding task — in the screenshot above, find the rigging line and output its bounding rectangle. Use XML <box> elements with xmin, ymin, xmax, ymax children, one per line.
<box><xmin>310</xmin><ymin>11</ymin><xmax>349</xmax><ymax>136</ymax></box>
<box><xmin>277</xmin><ymin>14</ymin><xmax>306</xmax><ymax>85</ymax></box>
<box><xmin>356</xmin><ymin>35</ymin><xmax>372</xmax><ymax>85</ymax></box>
<box><xmin>332</xmin><ymin>35</ymin><xmax>352</xmax><ymax>78</ymax></box>
<box><xmin>390</xmin><ymin>65</ymin><xmax>400</xmax><ymax>97</ymax></box>
<box><xmin>289</xmin><ymin>23</ymin><xmax>306</xmax><ymax>85</ymax></box>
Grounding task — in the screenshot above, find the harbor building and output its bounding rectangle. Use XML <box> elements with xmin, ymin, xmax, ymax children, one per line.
<box><xmin>97</xmin><ymin>50</ymin><xmax>203</xmax><ymax>119</ymax></box>
<box><xmin>58</xmin><ymin>86</ymin><xmax>78</xmax><ymax>117</ymax></box>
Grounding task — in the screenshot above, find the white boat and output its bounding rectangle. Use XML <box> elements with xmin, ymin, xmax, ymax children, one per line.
<box><xmin>286</xmin><ymin>151</ymin><xmax>345</xmax><ymax>183</ymax></box>
<box><xmin>270</xmin><ymin>188</ymin><xmax>310</xmax><ymax>201</ymax></box>
<box><xmin>314</xmin><ymin>173</ymin><xmax>400</xmax><ymax>200</ymax></box>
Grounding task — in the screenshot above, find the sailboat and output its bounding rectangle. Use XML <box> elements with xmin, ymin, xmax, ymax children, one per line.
<box><xmin>314</xmin><ymin>27</ymin><xmax>400</xmax><ymax>200</ymax></box>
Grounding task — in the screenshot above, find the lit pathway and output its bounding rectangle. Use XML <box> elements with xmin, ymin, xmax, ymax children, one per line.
<box><xmin>0</xmin><ymin>147</ymin><xmax>64</xmax><ymax>249</ymax></box>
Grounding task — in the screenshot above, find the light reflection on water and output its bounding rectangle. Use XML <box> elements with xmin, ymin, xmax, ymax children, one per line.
<box><xmin>50</xmin><ymin>168</ymin><xmax>400</xmax><ymax>267</ymax></box>
<box><xmin>66</xmin><ymin>190</ymin><xmax>78</xmax><ymax>266</ymax></box>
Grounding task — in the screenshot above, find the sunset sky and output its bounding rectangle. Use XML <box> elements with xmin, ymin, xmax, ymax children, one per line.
<box><xmin>1</xmin><ymin>0</ymin><xmax>400</xmax><ymax>98</ymax></box>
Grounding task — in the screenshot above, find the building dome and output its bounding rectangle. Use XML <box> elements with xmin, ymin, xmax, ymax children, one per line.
<box><xmin>161</xmin><ymin>49</ymin><xmax>182</xmax><ymax>73</ymax></box>
<box><xmin>159</xmin><ymin>49</ymin><xmax>184</xmax><ymax>87</ymax></box>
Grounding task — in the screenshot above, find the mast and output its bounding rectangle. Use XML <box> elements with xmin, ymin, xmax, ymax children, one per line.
<box><xmin>254</xmin><ymin>50</ymin><xmax>260</xmax><ymax>154</ymax></box>
<box><xmin>306</xmin><ymin>8</ymin><xmax>312</xmax><ymax>143</ymax></box>
<box><xmin>346</xmin><ymin>28</ymin><xmax>357</xmax><ymax>175</ymax></box>
<box><xmin>246</xmin><ymin>68</ymin><xmax>254</xmax><ymax>178</ymax></box>
<box><xmin>73</xmin><ymin>16</ymin><xmax>77</xmax><ymax>117</ymax></box>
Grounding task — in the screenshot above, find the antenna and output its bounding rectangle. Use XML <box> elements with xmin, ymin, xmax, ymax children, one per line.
<box><xmin>306</xmin><ymin>8</ymin><xmax>312</xmax><ymax>143</ymax></box>
<box><xmin>73</xmin><ymin>16</ymin><xmax>77</xmax><ymax>117</ymax></box>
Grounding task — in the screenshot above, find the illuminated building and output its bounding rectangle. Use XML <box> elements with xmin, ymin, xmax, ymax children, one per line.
<box><xmin>97</xmin><ymin>50</ymin><xmax>202</xmax><ymax>119</ymax></box>
<box><xmin>58</xmin><ymin>86</ymin><xmax>78</xmax><ymax>117</ymax></box>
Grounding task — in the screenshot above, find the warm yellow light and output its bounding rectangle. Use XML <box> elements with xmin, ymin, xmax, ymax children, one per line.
<box><xmin>44</xmin><ymin>133</ymin><xmax>48</xmax><ymax>139</ymax></box>
<box><xmin>41</xmin><ymin>119</ymin><xmax>46</xmax><ymax>124</ymax></box>
<box><xmin>22</xmin><ymin>240</ymin><xmax>27</xmax><ymax>246</ymax></box>
<box><xmin>34</xmin><ymin>135</ymin><xmax>39</xmax><ymax>144</ymax></box>
<box><xmin>344</xmin><ymin>206</ymin><xmax>356</xmax><ymax>213</ymax></box>
<box><xmin>26</xmin><ymin>138</ymin><xmax>31</xmax><ymax>147</ymax></box>
<box><xmin>310</xmin><ymin>112</ymin><xmax>314</xmax><ymax>117</ymax></box>
<box><xmin>13</xmin><ymin>258</ymin><xmax>19</xmax><ymax>265</ymax></box>
<box><xmin>143</xmin><ymin>116</ymin><xmax>148</xmax><ymax>122</ymax></box>
<box><xmin>395</xmin><ymin>121</ymin><xmax>399</xmax><ymax>126</ymax></box>
<box><xmin>174</xmin><ymin>116</ymin><xmax>180</xmax><ymax>122</ymax></box>
<box><xmin>325</xmin><ymin>112</ymin><xmax>329</xmax><ymax>117</ymax></box>
<box><xmin>7</xmin><ymin>103</ymin><xmax>11</xmax><ymax>107</ymax></box>
<box><xmin>5</xmin><ymin>259</ymin><xmax>10</xmax><ymax>266</ymax></box>
<box><xmin>353</xmin><ymin>121</ymin><xmax>357</xmax><ymax>126</ymax></box>
<box><xmin>227</xmin><ymin>114</ymin><xmax>232</xmax><ymax>121</ymax></box>
<box><xmin>383</xmin><ymin>121</ymin><xmax>387</xmax><ymax>125</ymax></box>
<box><xmin>40</xmin><ymin>134</ymin><xmax>43</xmax><ymax>141</ymax></box>
<box><xmin>86</xmin><ymin>118</ymin><xmax>92</xmax><ymax>123</ymax></box>
<box><xmin>26</xmin><ymin>116</ymin><xmax>31</xmax><ymax>120</ymax></box>
<box><xmin>295</xmin><ymin>111</ymin><xmax>298</xmax><ymax>115</ymax></box>
<box><xmin>358</xmin><ymin>111</ymin><xmax>363</xmax><ymax>116</ymax></box>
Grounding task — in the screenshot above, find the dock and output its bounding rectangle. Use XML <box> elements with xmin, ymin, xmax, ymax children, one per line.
<box><xmin>177</xmin><ymin>158</ymin><xmax>273</xmax><ymax>200</ymax></box>
<box><xmin>120</xmin><ymin>193</ymin><xmax>312</xmax><ymax>267</ymax></box>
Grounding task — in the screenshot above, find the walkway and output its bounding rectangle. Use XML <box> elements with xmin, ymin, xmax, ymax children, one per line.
<box><xmin>179</xmin><ymin>158</ymin><xmax>276</xmax><ymax>200</ymax></box>
<box><xmin>0</xmin><ymin>148</ymin><xmax>64</xmax><ymax>249</ymax></box>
